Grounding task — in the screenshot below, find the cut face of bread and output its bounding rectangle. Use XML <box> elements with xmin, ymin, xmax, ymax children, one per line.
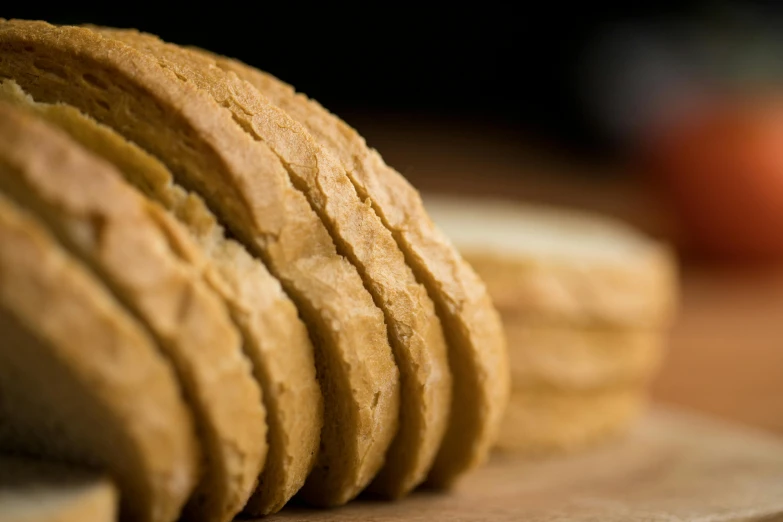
<box><xmin>0</xmin><ymin>192</ymin><xmax>199</xmax><ymax>522</ymax></box>
<box><xmin>99</xmin><ymin>28</ymin><xmax>452</xmax><ymax>500</ymax></box>
<box><xmin>496</xmin><ymin>388</ymin><xmax>645</xmax><ymax>455</ymax></box>
<box><xmin>0</xmin><ymin>79</ymin><xmax>323</xmax><ymax>516</ymax></box>
<box><xmin>0</xmin><ymin>456</ymin><xmax>117</xmax><ymax>522</ymax></box>
<box><xmin>504</xmin><ymin>321</ymin><xmax>666</xmax><ymax>391</ymax></box>
<box><xmin>0</xmin><ymin>20</ymin><xmax>399</xmax><ymax>507</ymax></box>
<box><xmin>425</xmin><ymin>196</ymin><xmax>679</xmax><ymax>328</ymax></box>
<box><xmin>198</xmin><ymin>42</ymin><xmax>510</xmax><ymax>490</ymax></box>
<box><xmin>0</xmin><ymin>102</ymin><xmax>266</xmax><ymax>522</ymax></box>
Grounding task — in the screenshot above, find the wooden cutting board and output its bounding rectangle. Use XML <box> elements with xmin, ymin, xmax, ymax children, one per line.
<box><xmin>266</xmin><ymin>408</ymin><xmax>783</xmax><ymax>521</ymax></box>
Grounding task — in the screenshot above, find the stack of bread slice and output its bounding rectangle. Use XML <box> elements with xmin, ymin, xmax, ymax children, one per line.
<box><xmin>425</xmin><ymin>196</ymin><xmax>678</xmax><ymax>455</ymax></box>
<box><xmin>0</xmin><ymin>20</ymin><xmax>509</xmax><ymax>522</ymax></box>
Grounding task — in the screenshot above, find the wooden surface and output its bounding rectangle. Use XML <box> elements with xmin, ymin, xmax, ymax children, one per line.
<box><xmin>267</xmin><ymin>409</ymin><xmax>783</xmax><ymax>521</ymax></box>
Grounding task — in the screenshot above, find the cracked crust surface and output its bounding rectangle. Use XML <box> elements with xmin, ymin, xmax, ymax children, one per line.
<box><xmin>0</xmin><ymin>102</ymin><xmax>265</xmax><ymax>522</ymax></box>
<box><xmin>0</xmin><ymin>20</ymin><xmax>399</xmax><ymax>508</ymax></box>
<box><xmin>204</xmin><ymin>53</ymin><xmax>509</xmax><ymax>488</ymax></box>
<box><xmin>0</xmin><ymin>190</ymin><xmax>199</xmax><ymax>522</ymax></box>
<box><xmin>101</xmin><ymin>29</ymin><xmax>451</xmax><ymax>500</ymax></box>
<box><xmin>0</xmin><ymin>78</ymin><xmax>322</xmax><ymax>516</ymax></box>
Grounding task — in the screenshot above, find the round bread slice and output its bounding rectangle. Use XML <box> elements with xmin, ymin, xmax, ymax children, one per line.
<box><xmin>0</xmin><ymin>192</ymin><xmax>199</xmax><ymax>522</ymax></box>
<box><xmin>0</xmin><ymin>20</ymin><xmax>399</xmax><ymax>507</ymax></box>
<box><xmin>504</xmin><ymin>321</ymin><xmax>666</xmax><ymax>391</ymax></box>
<box><xmin>195</xmin><ymin>52</ymin><xmax>510</xmax><ymax>488</ymax></box>
<box><xmin>0</xmin><ymin>78</ymin><xmax>323</xmax><ymax>516</ymax></box>
<box><xmin>0</xmin><ymin>456</ymin><xmax>117</xmax><ymax>522</ymax></box>
<box><xmin>496</xmin><ymin>388</ymin><xmax>646</xmax><ymax>455</ymax></box>
<box><xmin>99</xmin><ymin>28</ymin><xmax>452</xmax><ymax>500</ymax></box>
<box><xmin>425</xmin><ymin>196</ymin><xmax>679</xmax><ymax>328</ymax></box>
<box><xmin>0</xmin><ymin>102</ymin><xmax>266</xmax><ymax>522</ymax></box>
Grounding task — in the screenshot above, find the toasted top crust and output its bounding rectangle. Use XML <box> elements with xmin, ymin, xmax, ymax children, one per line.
<box><xmin>0</xmin><ymin>457</ymin><xmax>117</xmax><ymax>522</ymax></box>
<box><xmin>0</xmin><ymin>19</ymin><xmax>398</xmax><ymax>507</ymax></box>
<box><xmin>207</xmin><ymin>52</ymin><xmax>510</xmax><ymax>487</ymax></box>
<box><xmin>0</xmin><ymin>190</ymin><xmax>199</xmax><ymax>522</ymax></box>
<box><xmin>0</xmin><ymin>101</ymin><xmax>266</xmax><ymax>522</ymax></box>
<box><xmin>0</xmin><ymin>79</ymin><xmax>323</xmax><ymax>516</ymax></box>
<box><xmin>102</xmin><ymin>28</ymin><xmax>451</xmax><ymax>500</ymax></box>
<box><xmin>426</xmin><ymin>196</ymin><xmax>679</xmax><ymax>328</ymax></box>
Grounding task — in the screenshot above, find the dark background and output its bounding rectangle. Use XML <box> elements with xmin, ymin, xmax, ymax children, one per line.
<box><xmin>5</xmin><ymin>3</ymin><xmax>749</xmax><ymax>158</ymax></box>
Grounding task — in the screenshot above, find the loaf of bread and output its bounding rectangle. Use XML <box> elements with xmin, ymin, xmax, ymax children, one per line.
<box><xmin>98</xmin><ymin>28</ymin><xmax>452</xmax><ymax>501</ymax></box>
<box><xmin>425</xmin><ymin>195</ymin><xmax>676</xmax><ymax>456</ymax></box>
<box><xmin>0</xmin><ymin>99</ymin><xmax>267</xmax><ymax>522</ymax></box>
<box><xmin>0</xmin><ymin>456</ymin><xmax>117</xmax><ymax>522</ymax></box>
<box><xmin>0</xmin><ymin>18</ymin><xmax>512</xmax><ymax>520</ymax></box>
<box><xmin>0</xmin><ymin>78</ymin><xmax>323</xmax><ymax>517</ymax></box>
<box><xmin>0</xmin><ymin>190</ymin><xmax>199</xmax><ymax>522</ymax></box>
<box><xmin>196</xmin><ymin>46</ymin><xmax>510</xmax><ymax>490</ymax></box>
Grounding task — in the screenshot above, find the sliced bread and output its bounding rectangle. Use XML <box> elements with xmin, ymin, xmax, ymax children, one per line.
<box><xmin>504</xmin><ymin>321</ymin><xmax>665</xmax><ymax>391</ymax></box>
<box><xmin>98</xmin><ymin>28</ymin><xmax>451</xmax><ymax>500</ymax></box>
<box><xmin>0</xmin><ymin>192</ymin><xmax>199</xmax><ymax>522</ymax></box>
<box><xmin>0</xmin><ymin>78</ymin><xmax>323</xmax><ymax>516</ymax></box>
<box><xmin>0</xmin><ymin>456</ymin><xmax>117</xmax><ymax>522</ymax></box>
<box><xmin>0</xmin><ymin>102</ymin><xmax>266</xmax><ymax>522</ymax></box>
<box><xmin>196</xmin><ymin>53</ymin><xmax>510</xmax><ymax>488</ymax></box>
<box><xmin>0</xmin><ymin>20</ymin><xmax>399</xmax><ymax>507</ymax></box>
<box><xmin>496</xmin><ymin>388</ymin><xmax>645</xmax><ymax>455</ymax></box>
<box><xmin>425</xmin><ymin>196</ymin><xmax>678</xmax><ymax>328</ymax></box>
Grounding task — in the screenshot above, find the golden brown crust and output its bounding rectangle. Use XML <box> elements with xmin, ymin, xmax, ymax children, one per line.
<box><xmin>0</xmin><ymin>79</ymin><xmax>322</xmax><ymax>516</ymax></box>
<box><xmin>0</xmin><ymin>20</ymin><xmax>398</xmax><ymax>507</ymax></box>
<box><xmin>503</xmin><ymin>321</ymin><xmax>666</xmax><ymax>391</ymax></box>
<box><xmin>495</xmin><ymin>388</ymin><xmax>646</xmax><ymax>455</ymax></box>
<box><xmin>104</xmin><ymin>29</ymin><xmax>451</xmax><ymax>500</ymax></box>
<box><xmin>0</xmin><ymin>192</ymin><xmax>199</xmax><ymax>522</ymax></box>
<box><xmin>208</xmin><ymin>54</ymin><xmax>510</xmax><ymax>488</ymax></box>
<box><xmin>0</xmin><ymin>102</ymin><xmax>265</xmax><ymax>522</ymax></box>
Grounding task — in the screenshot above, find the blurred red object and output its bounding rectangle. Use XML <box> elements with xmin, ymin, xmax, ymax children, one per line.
<box><xmin>644</xmin><ymin>95</ymin><xmax>783</xmax><ymax>263</ymax></box>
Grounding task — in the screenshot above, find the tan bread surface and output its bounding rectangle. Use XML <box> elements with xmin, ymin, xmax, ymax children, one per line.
<box><xmin>0</xmin><ymin>456</ymin><xmax>117</xmax><ymax>522</ymax></box>
<box><xmin>0</xmin><ymin>101</ymin><xmax>266</xmax><ymax>522</ymax></box>
<box><xmin>0</xmin><ymin>78</ymin><xmax>322</xmax><ymax>516</ymax></box>
<box><xmin>0</xmin><ymin>192</ymin><xmax>198</xmax><ymax>522</ymax></box>
<box><xmin>0</xmin><ymin>20</ymin><xmax>399</xmax><ymax>507</ymax></box>
<box><xmin>201</xmin><ymin>45</ymin><xmax>509</xmax><ymax>489</ymax></box>
<box><xmin>425</xmin><ymin>196</ymin><xmax>678</xmax><ymax>328</ymax></box>
<box><xmin>503</xmin><ymin>320</ymin><xmax>666</xmax><ymax>391</ymax></box>
<box><xmin>496</xmin><ymin>388</ymin><xmax>646</xmax><ymax>455</ymax></box>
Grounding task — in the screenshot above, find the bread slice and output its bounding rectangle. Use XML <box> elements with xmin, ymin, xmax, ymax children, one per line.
<box><xmin>194</xmin><ymin>52</ymin><xmax>510</xmax><ymax>488</ymax></box>
<box><xmin>97</xmin><ymin>28</ymin><xmax>451</xmax><ymax>500</ymax></box>
<box><xmin>504</xmin><ymin>321</ymin><xmax>665</xmax><ymax>391</ymax></box>
<box><xmin>0</xmin><ymin>20</ymin><xmax>399</xmax><ymax>507</ymax></box>
<box><xmin>0</xmin><ymin>456</ymin><xmax>117</xmax><ymax>522</ymax></box>
<box><xmin>496</xmin><ymin>388</ymin><xmax>645</xmax><ymax>455</ymax></box>
<box><xmin>0</xmin><ymin>102</ymin><xmax>266</xmax><ymax>522</ymax></box>
<box><xmin>425</xmin><ymin>196</ymin><xmax>679</xmax><ymax>328</ymax></box>
<box><xmin>0</xmin><ymin>192</ymin><xmax>199</xmax><ymax>522</ymax></box>
<box><xmin>0</xmin><ymin>79</ymin><xmax>323</xmax><ymax>516</ymax></box>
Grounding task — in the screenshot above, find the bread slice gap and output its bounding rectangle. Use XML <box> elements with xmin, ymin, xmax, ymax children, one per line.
<box><xmin>0</xmin><ymin>102</ymin><xmax>266</xmax><ymax>522</ymax></box>
<box><xmin>0</xmin><ymin>456</ymin><xmax>117</xmax><ymax>522</ymax></box>
<box><xmin>0</xmin><ymin>20</ymin><xmax>399</xmax><ymax>507</ymax></box>
<box><xmin>0</xmin><ymin>190</ymin><xmax>199</xmax><ymax>522</ymax></box>
<box><xmin>0</xmin><ymin>78</ymin><xmax>323</xmax><ymax>516</ymax></box>
<box><xmin>197</xmin><ymin>50</ymin><xmax>510</xmax><ymax>488</ymax></box>
<box><xmin>99</xmin><ymin>28</ymin><xmax>452</xmax><ymax>500</ymax></box>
